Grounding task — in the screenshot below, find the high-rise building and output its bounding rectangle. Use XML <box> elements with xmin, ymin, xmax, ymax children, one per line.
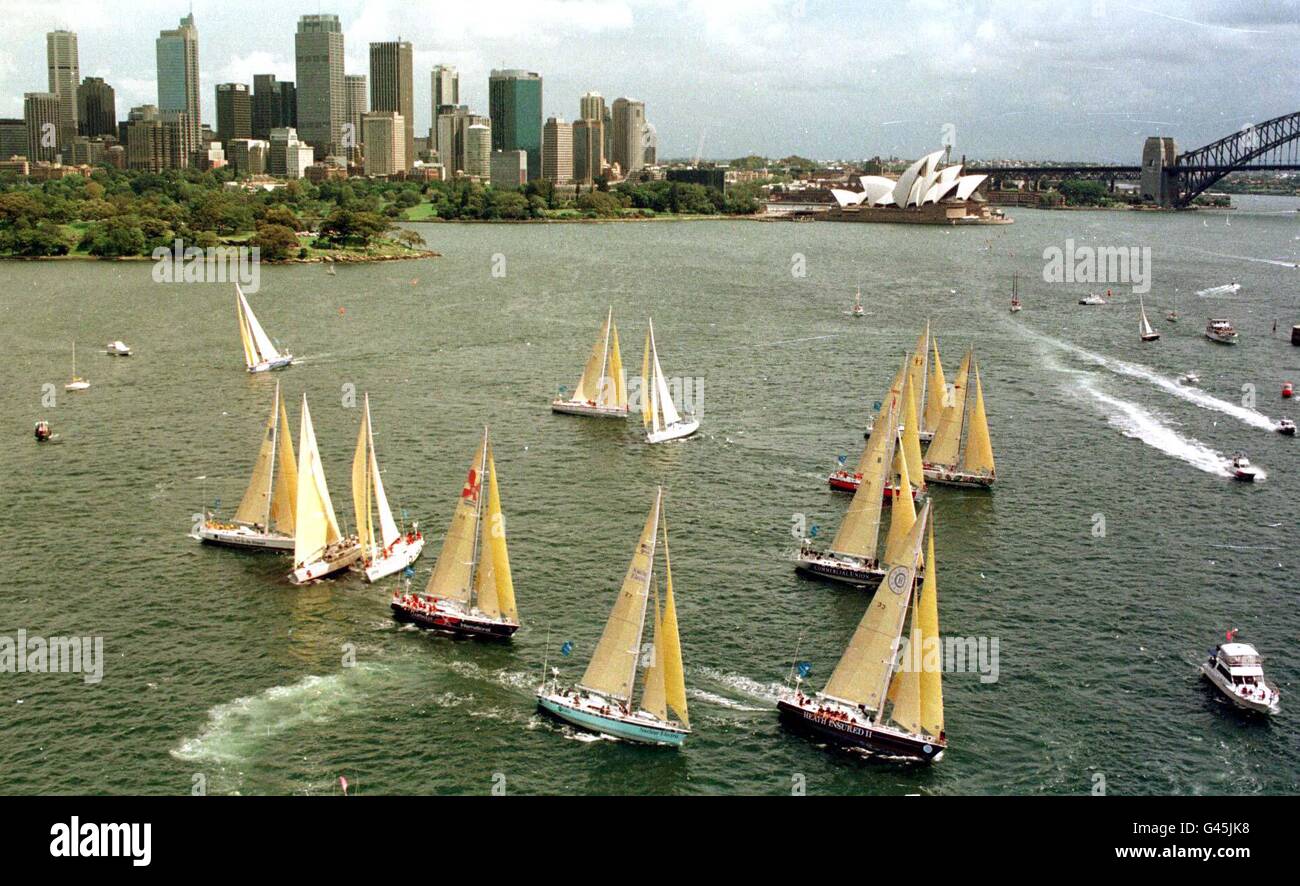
<box><xmin>295</xmin><ymin>14</ymin><xmax>345</xmax><ymax>157</ymax></box>
<box><xmin>160</xmin><ymin>110</ymin><xmax>196</xmax><ymax>168</ymax></box>
<box><xmin>435</xmin><ymin>105</ymin><xmax>488</xmax><ymax>178</ymax></box>
<box><xmin>0</xmin><ymin>119</ymin><xmax>27</xmax><ymax>159</ymax></box>
<box><xmin>268</xmin><ymin>127</ymin><xmax>313</xmax><ymax>178</ymax></box>
<box><xmin>77</xmin><ymin>78</ymin><xmax>116</xmax><ymax>138</ymax></box>
<box><xmin>216</xmin><ymin>83</ymin><xmax>252</xmax><ymax>147</ymax></box>
<box><xmin>23</xmin><ymin>93</ymin><xmax>61</xmax><ymax>162</ymax></box>
<box><xmin>465</xmin><ymin>123</ymin><xmax>491</xmax><ymax>180</ymax></box>
<box><xmin>602</xmin><ymin>107</ymin><xmax>614</xmax><ymax>168</ymax></box>
<box><xmin>488</xmin><ymin>69</ymin><xmax>542</xmax><ymax>181</ymax></box>
<box><xmin>579</xmin><ymin>91</ymin><xmax>605</xmax><ymax>123</ymax></box>
<box><xmin>343</xmin><ymin>74</ymin><xmax>367</xmax><ymax>159</ymax></box>
<box><xmin>542</xmin><ymin>116</ymin><xmax>573</xmax><ymax>184</ymax></box>
<box><xmin>125</xmin><ymin>105</ymin><xmax>163</xmax><ymax>172</ymax></box>
<box><xmin>227</xmin><ymin>138</ymin><xmax>269</xmax><ymax>176</ymax></box>
<box><xmin>156</xmin><ymin>14</ymin><xmax>201</xmax><ymax>151</ymax></box>
<box><xmin>573</xmin><ymin>117</ymin><xmax>605</xmax><ymax>185</ymax></box>
<box><xmin>430</xmin><ymin>64</ymin><xmax>458</xmax><ymax>124</ymax></box>
<box><xmin>252</xmin><ymin>75</ymin><xmax>297</xmax><ymax>140</ymax></box>
<box><xmin>46</xmin><ymin>30</ymin><xmax>80</xmax><ymax>150</ymax></box>
<box><xmin>362</xmin><ymin>112</ymin><xmax>405</xmax><ymax>177</ymax></box>
<box><xmin>612</xmin><ymin>98</ymin><xmax>646</xmax><ymax>177</ymax></box>
<box><xmin>368</xmin><ymin>41</ymin><xmax>414</xmax><ymax>172</ymax></box>
<box><xmin>490</xmin><ymin>150</ymin><xmax>527</xmax><ymax>188</ymax></box>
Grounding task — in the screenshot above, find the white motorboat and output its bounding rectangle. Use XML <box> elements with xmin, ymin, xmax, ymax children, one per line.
<box><xmin>1178</xmin><ymin>372</ymin><xmax>1200</xmax><ymax>386</ymax></box>
<box><xmin>1229</xmin><ymin>453</ymin><xmax>1259</xmax><ymax>482</ymax></box>
<box><xmin>1078</xmin><ymin>293</ymin><xmax>1107</xmax><ymax>306</ymax></box>
<box><xmin>105</xmin><ymin>340</ymin><xmax>132</xmax><ymax>356</ymax></box>
<box><xmin>1205</xmin><ymin>318</ymin><xmax>1239</xmax><ymax>344</ymax></box>
<box><xmin>1277</xmin><ymin>418</ymin><xmax>1296</xmax><ymax>437</ymax></box>
<box><xmin>1201</xmin><ymin>641</ymin><xmax>1280</xmax><ymax>715</ymax></box>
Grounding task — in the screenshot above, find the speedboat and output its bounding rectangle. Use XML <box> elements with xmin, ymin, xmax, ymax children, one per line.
<box><xmin>1200</xmin><ymin>641</ymin><xmax>1280</xmax><ymax>715</ymax></box>
<box><xmin>1205</xmin><ymin>318</ymin><xmax>1239</xmax><ymax>344</ymax></box>
<box><xmin>33</xmin><ymin>420</ymin><xmax>60</xmax><ymax>444</ymax></box>
<box><xmin>1078</xmin><ymin>293</ymin><xmax>1107</xmax><ymax>306</ymax></box>
<box><xmin>1277</xmin><ymin>419</ymin><xmax>1296</xmax><ymax>437</ymax></box>
<box><xmin>105</xmin><ymin>340</ymin><xmax>132</xmax><ymax>356</ymax></box>
<box><xmin>1229</xmin><ymin>453</ymin><xmax>1259</xmax><ymax>482</ymax></box>
<box><xmin>1178</xmin><ymin>372</ymin><xmax>1200</xmax><ymax>386</ymax></box>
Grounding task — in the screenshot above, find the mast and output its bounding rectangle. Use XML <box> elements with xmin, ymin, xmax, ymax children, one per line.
<box><xmin>264</xmin><ymin>382</ymin><xmax>280</xmax><ymax>529</ymax></box>
<box><xmin>871</xmin><ymin>501</ymin><xmax>931</xmax><ymax>725</ymax></box>
<box><xmin>596</xmin><ymin>307</ymin><xmax>612</xmax><ymax>406</ymax></box>
<box><xmin>625</xmin><ymin>487</ymin><xmax>661</xmax><ymax>706</ymax></box>
<box><xmin>465</xmin><ymin>428</ymin><xmax>490</xmax><ymax>608</ymax></box>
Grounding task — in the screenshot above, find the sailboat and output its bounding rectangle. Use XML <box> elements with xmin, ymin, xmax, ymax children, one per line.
<box><xmin>391</xmin><ymin>428</ymin><xmax>519</xmax><ymax>638</ymax></box>
<box><xmin>351</xmin><ymin>394</ymin><xmax>423</xmax><ymax>582</ymax></box>
<box><xmin>193</xmin><ymin>382</ymin><xmax>298</xmax><ymax>551</ymax></box>
<box><xmin>1009</xmin><ymin>274</ymin><xmax>1022</xmax><ymax>312</ymax></box>
<box><xmin>829</xmin><ymin>356</ymin><xmax>923</xmax><ymax>499</ymax></box>
<box><xmin>536</xmin><ymin>487</ymin><xmax>690</xmax><ymax>746</ymax></box>
<box><xmin>778</xmin><ymin>501</ymin><xmax>946</xmax><ymax>762</ymax></box>
<box><xmin>551</xmin><ymin>307</ymin><xmax>628</xmax><ymax>418</ymax></box>
<box><xmin>289</xmin><ymin>394</ymin><xmax>360</xmax><ymax>584</ymax></box>
<box><xmin>641</xmin><ymin>318</ymin><xmax>700</xmax><ymax>444</ymax></box>
<box><xmin>65</xmin><ymin>343</ymin><xmax>90</xmax><ymax>391</ymax></box>
<box><xmin>799</xmin><ymin>393</ymin><xmax>918</xmax><ymax>587</ymax></box>
<box><xmin>864</xmin><ymin>324</ymin><xmax>935</xmax><ymax>444</ymax></box>
<box><xmin>236</xmin><ymin>282</ymin><xmax>294</xmax><ymax>373</ymax></box>
<box><xmin>1139</xmin><ymin>296</ymin><xmax>1160</xmax><ymax>342</ymax></box>
<box><xmin>1166</xmin><ymin>292</ymin><xmax>1179</xmax><ymax>323</ymax></box>
<box><xmin>851</xmin><ymin>288</ymin><xmax>865</xmax><ymax>317</ymax></box>
<box><xmin>923</xmin><ymin>349</ymin><xmax>996</xmax><ymax>488</ymax></box>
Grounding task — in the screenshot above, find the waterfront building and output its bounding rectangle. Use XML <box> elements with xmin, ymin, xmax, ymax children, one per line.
<box><xmin>572</xmin><ymin>117</ymin><xmax>605</xmax><ymax>185</ymax></box>
<box><xmin>46</xmin><ymin>30</ymin><xmax>80</xmax><ymax>151</ymax></box>
<box><xmin>369</xmin><ymin>41</ymin><xmax>415</xmax><ymax>171</ymax></box>
<box><xmin>362</xmin><ymin>112</ymin><xmax>405</xmax><ymax>176</ymax></box>
<box><xmin>23</xmin><ymin>92</ymin><xmax>61</xmax><ymax>162</ymax></box>
<box><xmin>612</xmin><ymin>97</ymin><xmax>646</xmax><ymax>177</ymax></box>
<box><xmin>823</xmin><ymin>150</ymin><xmax>1004</xmax><ymax>225</ymax></box>
<box><xmin>489</xmin><ymin>69</ymin><xmax>542</xmax><ymax>181</ymax></box>
<box><xmin>216</xmin><ymin>83</ymin><xmax>252</xmax><ymax>147</ymax></box>
<box><xmin>295</xmin><ymin>14</ymin><xmax>345</xmax><ymax>157</ymax></box>
<box><xmin>542</xmin><ymin>116</ymin><xmax>573</xmax><ymax>184</ymax></box>
<box><xmin>77</xmin><ymin>78</ymin><xmax>116</xmax><ymax>138</ymax></box>
<box><xmin>156</xmin><ymin>14</ymin><xmax>201</xmax><ymax>151</ymax></box>
<box><xmin>465</xmin><ymin>123</ymin><xmax>491</xmax><ymax>180</ymax></box>
<box><xmin>490</xmin><ymin>149</ymin><xmax>527</xmax><ymax>188</ymax></box>
<box><xmin>436</xmin><ymin>105</ymin><xmax>488</xmax><ymax>177</ymax></box>
<box><xmin>344</xmin><ymin>74</ymin><xmax>367</xmax><ymax>160</ymax></box>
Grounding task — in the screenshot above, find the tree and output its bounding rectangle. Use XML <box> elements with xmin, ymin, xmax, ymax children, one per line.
<box><xmin>250</xmin><ymin>223</ymin><xmax>302</xmax><ymax>261</ymax></box>
<box><xmin>320</xmin><ymin>209</ymin><xmax>392</xmax><ymax>247</ymax></box>
<box><xmin>394</xmin><ymin>229</ymin><xmax>425</xmax><ymax>249</ymax></box>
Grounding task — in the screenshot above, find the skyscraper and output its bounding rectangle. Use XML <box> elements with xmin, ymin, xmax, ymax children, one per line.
<box><xmin>23</xmin><ymin>92</ymin><xmax>60</xmax><ymax>162</ymax></box>
<box><xmin>252</xmin><ymin>75</ymin><xmax>296</xmax><ymax>140</ymax></box>
<box><xmin>488</xmin><ymin>69</ymin><xmax>542</xmax><ymax>181</ymax></box>
<box><xmin>295</xmin><ymin>14</ymin><xmax>345</xmax><ymax>157</ymax></box>
<box><xmin>369</xmin><ymin>41</ymin><xmax>414</xmax><ymax>172</ymax></box>
<box><xmin>156</xmin><ymin>14</ymin><xmax>201</xmax><ymax>152</ymax></box>
<box><xmin>542</xmin><ymin>117</ymin><xmax>573</xmax><ymax>184</ymax></box>
<box><xmin>77</xmin><ymin>77</ymin><xmax>116</xmax><ymax>138</ymax></box>
<box><xmin>465</xmin><ymin>123</ymin><xmax>491</xmax><ymax>180</ymax></box>
<box><xmin>46</xmin><ymin>30</ymin><xmax>80</xmax><ymax>151</ymax></box>
<box><xmin>431</xmin><ymin>65</ymin><xmax>459</xmax><ymax>117</ymax></box>
<box><xmin>436</xmin><ymin>105</ymin><xmax>488</xmax><ymax>177</ymax></box>
<box><xmin>612</xmin><ymin>98</ymin><xmax>646</xmax><ymax>177</ymax></box>
<box><xmin>579</xmin><ymin>91</ymin><xmax>605</xmax><ymax>123</ymax></box>
<box><xmin>216</xmin><ymin>83</ymin><xmax>252</xmax><ymax>146</ymax></box>
<box><xmin>344</xmin><ymin>74</ymin><xmax>367</xmax><ymax>160</ymax></box>
<box><xmin>361</xmin><ymin>112</ymin><xmax>404</xmax><ymax>177</ymax></box>
<box><xmin>573</xmin><ymin>117</ymin><xmax>605</xmax><ymax>185</ymax></box>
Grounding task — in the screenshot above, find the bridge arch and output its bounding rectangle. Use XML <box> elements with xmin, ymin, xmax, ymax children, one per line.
<box><xmin>1174</xmin><ymin>111</ymin><xmax>1300</xmax><ymax>207</ymax></box>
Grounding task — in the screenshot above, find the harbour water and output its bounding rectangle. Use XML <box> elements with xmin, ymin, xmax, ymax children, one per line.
<box><xmin>2</xmin><ymin>196</ymin><xmax>1297</xmax><ymax>795</ymax></box>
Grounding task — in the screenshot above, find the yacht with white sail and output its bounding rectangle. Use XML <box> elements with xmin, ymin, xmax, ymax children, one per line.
<box><xmin>391</xmin><ymin>428</ymin><xmax>519</xmax><ymax>638</ymax></box>
<box><xmin>193</xmin><ymin>382</ymin><xmax>297</xmax><ymax>551</ymax></box>
<box><xmin>779</xmin><ymin>501</ymin><xmax>946</xmax><ymax>762</ymax></box>
<box><xmin>65</xmin><ymin>343</ymin><xmax>90</xmax><ymax>391</ymax></box>
<box><xmin>1009</xmin><ymin>274</ymin><xmax>1022</xmax><ymax>312</ymax></box>
<box><xmin>851</xmin><ymin>288</ymin><xmax>865</xmax><ymax>317</ymax></box>
<box><xmin>289</xmin><ymin>395</ymin><xmax>360</xmax><ymax>584</ymax></box>
<box><xmin>641</xmin><ymin>318</ymin><xmax>699</xmax><ymax>444</ymax></box>
<box><xmin>1139</xmin><ymin>297</ymin><xmax>1160</xmax><ymax>341</ymax></box>
<box><xmin>923</xmin><ymin>349</ymin><xmax>996</xmax><ymax>489</ymax></box>
<box><xmin>551</xmin><ymin>308</ymin><xmax>628</xmax><ymax>418</ymax></box>
<box><xmin>237</xmin><ymin>283</ymin><xmax>294</xmax><ymax>373</ymax></box>
<box><xmin>351</xmin><ymin>394</ymin><xmax>423</xmax><ymax>582</ymax></box>
<box><xmin>537</xmin><ymin>487</ymin><xmax>690</xmax><ymax>746</ymax></box>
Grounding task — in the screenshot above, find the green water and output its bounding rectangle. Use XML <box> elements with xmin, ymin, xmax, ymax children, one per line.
<box><xmin>2</xmin><ymin>197</ymin><xmax>1298</xmax><ymax>795</ymax></box>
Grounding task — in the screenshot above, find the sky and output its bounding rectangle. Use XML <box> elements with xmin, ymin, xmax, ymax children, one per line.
<box><xmin>0</xmin><ymin>0</ymin><xmax>1297</xmax><ymax>162</ymax></box>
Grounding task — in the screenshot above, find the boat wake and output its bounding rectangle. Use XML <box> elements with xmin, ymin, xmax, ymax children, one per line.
<box><xmin>1023</xmin><ymin>326</ymin><xmax>1277</xmax><ymax>431</ymax></box>
<box><xmin>694</xmin><ymin>666</ymin><xmax>785</xmax><ymax>707</ymax></box>
<box><xmin>1196</xmin><ymin>283</ymin><xmax>1242</xmax><ymax>298</ymax></box>
<box><xmin>1078</xmin><ymin>381</ymin><xmax>1232</xmax><ymax>478</ymax></box>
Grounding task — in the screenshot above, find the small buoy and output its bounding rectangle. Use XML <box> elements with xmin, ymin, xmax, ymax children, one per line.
<box><xmin>1283</xmin><ymin>383</ymin><xmax>1293</xmax><ymax>399</ymax></box>
<box><xmin>338</xmin><ymin>307</ymin><xmax>346</xmax><ymax>316</ymax></box>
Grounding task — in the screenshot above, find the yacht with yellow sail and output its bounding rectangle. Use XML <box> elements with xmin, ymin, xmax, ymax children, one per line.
<box><xmin>391</xmin><ymin>428</ymin><xmax>519</xmax><ymax>639</ymax></box>
<box><xmin>830</xmin><ymin>356</ymin><xmax>925</xmax><ymax>498</ymax></box>
<box><xmin>551</xmin><ymin>307</ymin><xmax>628</xmax><ymax>418</ymax></box>
<box><xmin>289</xmin><ymin>394</ymin><xmax>360</xmax><ymax>584</ymax></box>
<box><xmin>641</xmin><ymin>318</ymin><xmax>700</xmax><ymax>444</ymax></box>
<box><xmin>864</xmin><ymin>323</ymin><xmax>936</xmax><ymax>444</ymax></box>
<box><xmin>779</xmin><ymin>501</ymin><xmax>946</xmax><ymax>763</ymax></box>
<box><xmin>194</xmin><ymin>381</ymin><xmax>297</xmax><ymax>551</ymax></box>
<box><xmin>923</xmin><ymin>348</ymin><xmax>996</xmax><ymax>488</ymax></box>
<box><xmin>351</xmin><ymin>394</ymin><xmax>424</xmax><ymax>583</ymax></box>
<box><xmin>799</xmin><ymin>391</ymin><xmax>922</xmax><ymax>587</ymax></box>
<box><xmin>236</xmin><ymin>282</ymin><xmax>293</xmax><ymax>373</ymax></box>
<box><xmin>536</xmin><ymin>487</ymin><xmax>690</xmax><ymax>746</ymax></box>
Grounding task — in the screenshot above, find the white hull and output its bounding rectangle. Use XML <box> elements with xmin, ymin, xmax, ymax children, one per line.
<box><xmin>291</xmin><ymin>540</ymin><xmax>362</xmax><ymax>584</ymax></box>
<box><xmin>1200</xmin><ymin>663</ymin><xmax>1279</xmax><ymax>714</ymax></box>
<box><xmin>923</xmin><ymin>466</ymin><xmax>995</xmax><ymax>489</ymax></box>
<box><xmin>646</xmin><ymin>418</ymin><xmax>700</xmax><ymax>444</ymax></box>
<box><xmin>64</xmin><ymin>381</ymin><xmax>90</xmax><ymax>391</ymax></box>
<box><xmin>550</xmin><ymin>399</ymin><xmax>628</xmax><ymax>418</ymax></box>
<box><xmin>358</xmin><ymin>536</ymin><xmax>426</xmax><ymax>583</ymax></box>
<box><xmin>1206</xmin><ymin>333</ymin><xmax>1238</xmax><ymax>344</ymax></box>
<box><xmin>248</xmin><ymin>355</ymin><xmax>294</xmax><ymax>373</ymax></box>
<box><xmin>194</xmin><ymin>523</ymin><xmax>294</xmax><ymax>551</ymax></box>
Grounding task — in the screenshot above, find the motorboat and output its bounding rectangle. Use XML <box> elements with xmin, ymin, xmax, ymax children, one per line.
<box><xmin>1276</xmin><ymin>419</ymin><xmax>1295</xmax><ymax>437</ymax></box>
<box><xmin>1201</xmin><ymin>640</ymin><xmax>1280</xmax><ymax>715</ymax></box>
<box><xmin>1230</xmin><ymin>453</ymin><xmax>1259</xmax><ymax>482</ymax></box>
<box><xmin>1205</xmin><ymin>318</ymin><xmax>1239</xmax><ymax>344</ymax></box>
<box><xmin>105</xmin><ymin>340</ymin><xmax>132</xmax><ymax>356</ymax></box>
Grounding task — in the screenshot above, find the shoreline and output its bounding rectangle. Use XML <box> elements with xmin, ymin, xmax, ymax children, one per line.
<box><xmin>0</xmin><ymin>249</ymin><xmax>440</xmax><ymax>264</ymax></box>
<box><xmin>401</xmin><ymin>213</ymin><xmax>754</xmax><ymax>225</ymax></box>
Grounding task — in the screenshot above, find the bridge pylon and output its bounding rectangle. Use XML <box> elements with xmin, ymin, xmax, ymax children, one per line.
<box><xmin>1141</xmin><ymin>136</ymin><xmax>1178</xmax><ymax>207</ymax></box>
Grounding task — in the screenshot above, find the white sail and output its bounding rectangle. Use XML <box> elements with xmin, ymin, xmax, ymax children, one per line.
<box><xmin>1139</xmin><ymin>297</ymin><xmax>1156</xmax><ymax>337</ymax></box>
<box><xmin>237</xmin><ymin>283</ymin><xmax>284</xmax><ymax>366</ymax></box>
<box><xmin>646</xmin><ymin>319</ymin><xmax>683</xmax><ymax>430</ymax></box>
<box><xmin>295</xmin><ymin>395</ymin><xmax>343</xmax><ymax>565</ymax></box>
<box><xmin>365</xmin><ymin>395</ymin><xmax>401</xmax><ymax>549</ymax></box>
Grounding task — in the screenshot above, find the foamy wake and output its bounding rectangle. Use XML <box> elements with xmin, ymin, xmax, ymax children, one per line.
<box><xmin>1025</xmin><ymin>326</ymin><xmax>1277</xmax><ymax>431</ymax></box>
<box><xmin>1079</xmin><ymin>381</ymin><xmax>1232</xmax><ymax>478</ymax></box>
<box><xmin>694</xmin><ymin>667</ymin><xmax>787</xmax><ymax>707</ymax></box>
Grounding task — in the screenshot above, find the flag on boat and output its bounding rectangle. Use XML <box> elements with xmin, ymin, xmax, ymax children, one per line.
<box><xmin>809</xmin><ymin>525</ymin><xmax>819</xmax><ymax>538</ymax></box>
<box><xmin>402</xmin><ymin>566</ymin><xmax>415</xmax><ymax>579</ymax></box>
<box><xmin>560</xmin><ymin>641</ymin><xmax>573</xmax><ymax>657</ymax></box>
<box><xmin>837</xmin><ymin>454</ymin><xmax>847</xmax><ymax>465</ymax></box>
<box><xmin>339</xmin><ymin>776</ymin><xmax>349</xmax><ymax>796</ymax></box>
<box><xmin>796</xmin><ymin>661</ymin><xmax>812</xmax><ymax>678</ymax></box>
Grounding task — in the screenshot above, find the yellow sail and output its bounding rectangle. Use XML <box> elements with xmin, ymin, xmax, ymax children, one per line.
<box><xmin>831</xmin><ymin>396</ymin><xmax>898</xmax><ymax>559</ymax></box>
<box><xmin>605</xmin><ymin>322</ymin><xmax>626</xmax><ymax>409</ymax></box>
<box><xmin>640</xmin><ymin>587</ymin><xmax>666</xmax><ymax>720</ymax></box>
<box><xmin>925</xmin><ymin>348</ymin><xmax>970</xmax><ymax>467</ymax></box>
<box><xmin>351</xmin><ymin>398</ymin><xmax>374</xmax><ymax>555</ymax></box>
<box><xmin>474</xmin><ymin>445</ymin><xmax>518</xmax><ymax>623</ymax></box>
<box><xmin>907</xmin><ymin>323</ymin><xmax>929</xmax><ymax>415</ymax></box>
<box><xmin>918</xmin><ymin>518</ymin><xmax>944</xmax><ymax>737</ymax></box>
<box><xmin>424</xmin><ymin>434</ymin><xmax>487</xmax><ymax>605</ymax></box>
<box><xmin>960</xmin><ymin>361</ymin><xmax>996</xmax><ymax>478</ymax></box>
<box><xmin>294</xmin><ymin>396</ymin><xmax>343</xmax><ymax>565</ymax></box>
<box><xmin>640</xmin><ymin>329</ymin><xmax>653</xmax><ymax>426</ymax></box>
<box><xmin>271</xmin><ymin>393</ymin><xmax>297</xmax><ymax>533</ymax></box>
<box><xmin>234</xmin><ymin>386</ymin><xmax>279</xmax><ymax>527</ymax></box>
<box><xmin>923</xmin><ymin>336</ymin><xmax>947</xmax><ymax>434</ymax></box>
<box><xmin>580</xmin><ymin>488</ymin><xmax>660</xmax><ymax>702</ymax></box>
<box><xmin>887</xmin><ymin>606</ymin><xmax>923</xmax><ymax>734</ymax></box>
<box><xmin>884</xmin><ymin>437</ymin><xmax>917</xmax><ymax>564</ymax></box>
<box><xmin>900</xmin><ymin>372</ymin><xmax>925</xmax><ymax>493</ymax></box>
<box><xmin>822</xmin><ymin>501</ymin><xmax>930</xmax><ymax>712</ymax></box>
<box><xmin>574</xmin><ymin>309</ymin><xmax>612</xmax><ymax>403</ymax></box>
<box><xmin>236</xmin><ymin>289</ymin><xmax>257</xmax><ymax>369</ymax></box>
<box><xmin>659</xmin><ymin>514</ymin><xmax>688</xmax><ymax>727</ymax></box>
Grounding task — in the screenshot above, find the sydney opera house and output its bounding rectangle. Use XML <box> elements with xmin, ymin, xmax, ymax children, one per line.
<box><xmin>824</xmin><ymin>150</ymin><xmax>1010</xmax><ymax>225</ymax></box>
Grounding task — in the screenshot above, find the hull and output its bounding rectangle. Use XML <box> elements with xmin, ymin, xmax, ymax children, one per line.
<box><xmin>194</xmin><ymin>524</ymin><xmax>294</xmax><ymax>551</ymax></box>
<box><xmin>551</xmin><ymin>399</ymin><xmax>628</xmax><ymax>419</ymax></box>
<box><xmin>864</xmin><ymin>424</ymin><xmax>933</xmax><ymax>443</ymax></box>
<box><xmin>1141</xmin><ymin>334</ymin><xmax>1161</xmax><ymax>342</ymax></box>
<box><xmin>290</xmin><ymin>541</ymin><xmax>362</xmax><ymax>584</ymax></box>
<box><xmin>1233</xmin><ymin>470</ymin><xmax>1257</xmax><ymax>483</ymax></box>
<box><xmin>646</xmin><ymin>418</ymin><xmax>700</xmax><ymax>444</ymax></box>
<box><xmin>359</xmin><ymin>536</ymin><xmax>425</xmax><ymax>583</ymax></box>
<box><xmin>794</xmin><ymin>553</ymin><xmax>885</xmax><ymax>587</ymax></box>
<box><xmin>1200</xmin><ymin>664</ymin><xmax>1280</xmax><ymax>715</ymax></box>
<box><xmin>536</xmin><ymin>692</ymin><xmax>688</xmax><ymax>746</ymax></box>
<box><xmin>65</xmin><ymin>382</ymin><xmax>90</xmax><ymax>391</ymax></box>
<box><xmin>248</xmin><ymin>355</ymin><xmax>294</xmax><ymax>373</ymax></box>
<box><xmin>777</xmin><ymin>697</ymin><xmax>944</xmax><ymax>762</ymax></box>
<box><xmin>923</xmin><ymin>465</ymin><xmax>995</xmax><ymax>489</ymax></box>
<box><xmin>826</xmin><ymin>472</ymin><xmax>914</xmax><ymax>498</ymax></box>
<box><xmin>391</xmin><ymin>597</ymin><xmax>518</xmax><ymax>640</ymax></box>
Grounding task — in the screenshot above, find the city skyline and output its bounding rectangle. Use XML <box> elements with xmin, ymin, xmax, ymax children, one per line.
<box><xmin>0</xmin><ymin>0</ymin><xmax>1298</xmax><ymax>162</ymax></box>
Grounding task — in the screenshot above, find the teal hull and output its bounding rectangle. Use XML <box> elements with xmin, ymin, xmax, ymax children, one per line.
<box><xmin>537</xmin><ymin>697</ymin><xmax>687</xmax><ymax>747</ymax></box>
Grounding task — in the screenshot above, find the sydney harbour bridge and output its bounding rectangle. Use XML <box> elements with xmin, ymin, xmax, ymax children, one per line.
<box><xmin>965</xmin><ymin>110</ymin><xmax>1300</xmax><ymax>208</ymax></box>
